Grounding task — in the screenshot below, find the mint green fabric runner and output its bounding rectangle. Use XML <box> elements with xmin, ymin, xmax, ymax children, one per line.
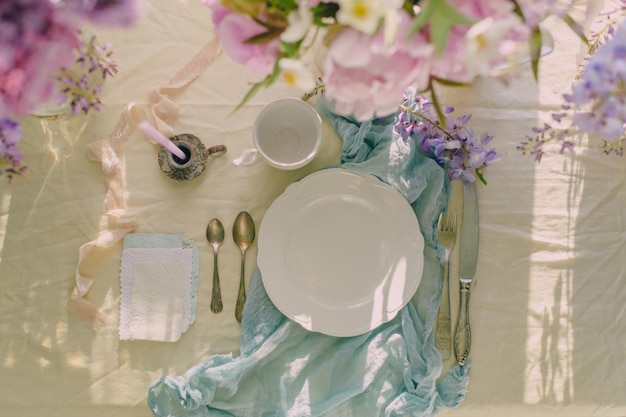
<box><xmin>147</xmin><ymin>97</ymin><xmax>470</xmax><ymax>417</ymax></box>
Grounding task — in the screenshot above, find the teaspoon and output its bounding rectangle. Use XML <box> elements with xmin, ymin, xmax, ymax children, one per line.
<box><xmin>206</xmin><ymin>218</ymin><xmax>224</xmax><ymax>313</ymax></box>
<box><xmin>233</xmin><ymin>211</ymin><xmax>255</xmax><ymax>323</ymax></box>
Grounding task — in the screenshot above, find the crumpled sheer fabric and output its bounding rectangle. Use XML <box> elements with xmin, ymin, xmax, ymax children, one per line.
<box><xmin>147</xmin><ymin>97</ymin><xmax>470</xmax><ymax>417</ymax></box>
<box><xmin>68</xmin><ymin>38</ymin><xmax>222</xmax><ymax>326</ymax></box>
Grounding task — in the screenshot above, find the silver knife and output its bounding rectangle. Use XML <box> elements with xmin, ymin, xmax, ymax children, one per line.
<box><xmin>454</xmin><ymin>181</ymin><xmax>479</xmax><ymax>366</ymax></box>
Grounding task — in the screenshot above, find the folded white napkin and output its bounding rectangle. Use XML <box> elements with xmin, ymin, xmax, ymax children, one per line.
<box><xmin>119</xmin><ymin>234</ymin><xmax>198</xmax><ymax>342</ymax></box>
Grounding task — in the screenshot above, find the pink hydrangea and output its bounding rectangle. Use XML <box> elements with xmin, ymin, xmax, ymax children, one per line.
<box><xmin>323</xmin><ymin>12</ymin><xmax>433</xmax><ymax>121</ymax></box>
<box><xmin>204</xmin><ymin>0</ymin><xmax>280</xmax><ymax>77</ymax></box>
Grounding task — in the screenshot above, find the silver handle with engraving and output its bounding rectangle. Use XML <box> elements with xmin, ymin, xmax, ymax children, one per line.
<box><xmin>454</xmin><ymin>280</ymin><xmax>471</xmax><ymax>365</ymax></box>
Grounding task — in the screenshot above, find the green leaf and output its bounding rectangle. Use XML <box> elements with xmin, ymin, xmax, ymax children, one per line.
<box><xmin>312</xmin><ymin>2</ymin><xmax>339</xmax><ymax>25</ymax></box>
<box><xmin>231</xmin><ymin>61</ymin><xmax>282</xmax><ymax>114</ymax></box>
<box><xmin>267</xmin><ymin>0</ymin><xmax>297</xmax><ymax>11</ymax></box>
<box><xmin>509</xmin><ymin>0</ymin><xmax>526</xmax><ymax>22</ymax></box>
<box><xmin>408</xmin><ymin>0</ymin><xmax>474</xmax><ymax>54</ymax></box>
<box><xmin>232</xmin><ymin>81</ymin><xmax>266</xmax><ymax>114</ymax></box>
<box><xmin>279</xmin><ymin>40</ymin><xmax>302</xmax><ymax>56</ymax></box>
<box><xmin>431</xmin><ymin>76</ymin><xmax>470</xmax><ymax>87</ymax></box>
<box><xmin>245</xmin><ymin>28</ymin><xmax>282</xmax><ymax>44</ymax></box>
<box><xmin>528</xmin><ymin>26</ymin><xmax>542</xmax><ymax>80</ymax></box>
<box><xmin>562</xmin><ymin>13</ymin><xmax>589</xmax><ymax>45</ymax></box>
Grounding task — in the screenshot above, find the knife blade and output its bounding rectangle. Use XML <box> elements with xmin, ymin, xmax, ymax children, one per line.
<box><xmin>454</xmin><ymin>181</ymin><xmax>479</xmax><ymax>366</ymax></box>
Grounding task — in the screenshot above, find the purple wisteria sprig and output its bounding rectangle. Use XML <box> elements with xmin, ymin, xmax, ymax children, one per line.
<box><xmin>57</xmin><ymin>33</ymin><xmax>119</xmax><ymax>115</ymax></box>
<box><xmin>519</xmin><ymin>7</ymin><xmax>626</xmax><ymax>162</ymax></box>
<box><xmin>395</xmin><ymin>86</ymin><xmax>501</xmax><ymax>185</ymax></box>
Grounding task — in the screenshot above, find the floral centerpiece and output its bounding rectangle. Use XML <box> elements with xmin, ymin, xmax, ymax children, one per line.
<box><xmin>0</xmin><ymin>0</ymin><xmax>140</xmax><ymax>182</ymax></box>
<box><xmin>203</xmin><ymin>0</ymin><xmax>583</xmax><ymax>119</ymax></box>
<box><xmin>202</xmin><ymin>0</ymin><xmax>594</xmax><ymax>182</ymax></box>
<box><xmin>205</xmin><ymin>0</ymin><xmax>626</xmax><ymax>175</ymax></box>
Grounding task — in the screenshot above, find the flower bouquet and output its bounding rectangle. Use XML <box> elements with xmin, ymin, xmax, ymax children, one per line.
<box><xmin>203</xmin><ymin>0</ymin><xmax>602</xmax><ymax>181</ymax></box>
<box><xmin>203</xmin><ymin>0</ymin><xmax>583</xmax><ymax>121</ymax></box>
<box><xmin>0</xmin><ymin>0</ymin><xmax>140</xmax><ymax>182</ymax></box>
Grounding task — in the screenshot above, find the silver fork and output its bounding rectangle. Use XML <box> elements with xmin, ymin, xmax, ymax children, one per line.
<box><xmin>435</xmin><ymin>211</ymin><xmax>457</xmax><ymax>360</ymax></box>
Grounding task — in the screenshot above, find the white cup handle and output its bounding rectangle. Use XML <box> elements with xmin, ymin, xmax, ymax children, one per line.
<box><xmin>232</xmin><ymin>148</ymin><xmax>262</xmax><ymax>166</ymax></box>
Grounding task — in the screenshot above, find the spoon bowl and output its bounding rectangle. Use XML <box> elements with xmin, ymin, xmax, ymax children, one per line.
<box><xmin>233</xmin><ymin>211</ymin><xmax>255</xmax><ymax>322</ymax></box>
<box><xmin>206</xmin><ymin>218</ymin><xmax>225</xmax><ymax>313</ymax></box>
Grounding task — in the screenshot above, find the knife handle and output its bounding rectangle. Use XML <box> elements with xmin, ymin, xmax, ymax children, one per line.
<box><xmin>454</xmin><ymin>280</ymin><xmax>471</xmax><ymax>366</ymax></box>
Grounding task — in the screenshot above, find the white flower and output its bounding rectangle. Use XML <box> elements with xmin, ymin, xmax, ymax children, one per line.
<box><xmin>382</xmin><ymin>0</ymin><xmax>404</xmax><ymax>46</ymax></box>
<box><xmin>336</xmin><ymin>0</ymin><xmax>385</xmax><ymax>34</ymax></box>
<box><xmin>465</xmin><ymin>16</ymin><xmax>529</xmax><ymax>77</ymax></box>
<box><xmin>279</xmin><ymin>58</ymin><xmax>316</xmax><ymax>91</ymax></box>
<box><xmin>280</xmin><ymin>1</ymin><xmax>313</xmax><ymax>43</ymax></box>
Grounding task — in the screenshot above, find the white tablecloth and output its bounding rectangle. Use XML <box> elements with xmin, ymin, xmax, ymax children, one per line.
<box><xmin>1</xmin><ymin>1</ymin><xmax>625</xmax><ymax>416</ymax></box>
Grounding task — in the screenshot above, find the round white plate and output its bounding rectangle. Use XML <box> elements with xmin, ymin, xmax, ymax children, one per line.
<box><xmin>258</xmin><ymin>168</ymin><xmax>424</xmax><ymax>337</ymax></box>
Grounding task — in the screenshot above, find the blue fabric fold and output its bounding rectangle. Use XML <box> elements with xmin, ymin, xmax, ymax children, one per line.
<box><xmin>147</xmin><ymin>97</ymin><xmax>470</xmax><ymax>417</ymax></box>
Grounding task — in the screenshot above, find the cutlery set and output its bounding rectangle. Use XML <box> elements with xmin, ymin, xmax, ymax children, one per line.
<box><xmin>205</xmin><ymin>211</ymin><xmax>255</xmax><ymax>322</ymax></box>
<box><xmin>436</xmin><ymin>182</ymin><xmax>479</xmax><ymax>366</ymax></box>
<box><xmin>204</xmin><ymin>182</ymin><xmax>477</xmax><ymax>351</ymax></box>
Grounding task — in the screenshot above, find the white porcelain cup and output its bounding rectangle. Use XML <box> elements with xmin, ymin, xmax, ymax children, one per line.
<box><xmin>252</xmin><ymin>98</ymin><xmax>322</xmax><ymax>170</ymax></box>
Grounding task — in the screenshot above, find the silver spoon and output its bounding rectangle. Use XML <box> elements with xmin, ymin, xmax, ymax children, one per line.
<box><xmin>233</xmin><ymin>211</ymin><xmax>255</xmax><ymax>323</ymax></box>
<box><xmin>206</xmin><ymin>218</ymin><xmax>225</xmax><ymax>313</ymax></box>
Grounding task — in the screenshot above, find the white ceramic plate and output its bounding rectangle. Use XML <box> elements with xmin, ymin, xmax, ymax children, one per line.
<box><xmin>258</xmin><ymin>168</ymin><xmax>424</xmax><ymax>337</ymax></box>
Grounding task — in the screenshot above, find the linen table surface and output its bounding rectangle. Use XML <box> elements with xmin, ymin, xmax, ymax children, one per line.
<box><xmin>1</xmin><ymin>1</ymin><xmax>625</xmax><ymax>417</ymax></box>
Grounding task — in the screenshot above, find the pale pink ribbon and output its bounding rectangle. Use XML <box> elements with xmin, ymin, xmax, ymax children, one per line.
<box><xmin>68</xmin><ymin>38</ymin><xmax>223</xmax><ymax>327</ymax></box>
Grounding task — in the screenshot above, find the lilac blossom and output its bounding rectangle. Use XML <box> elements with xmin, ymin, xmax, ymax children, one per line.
<box><xmin>57</xmin><ymin>33</ymin><xmax>117</xmax><ymax>114</ymax></box>
<box><xmin>395</xmin><ymin>86</ymin><xmax>501</xmax><ymax>184</ymax></box>
<box><xmin>0</xmin><ymin>0</ymin><xmax>80</xmax><ymax>117</ymax></box>
<box><xmin>0</xmin><ymin>118</ymin><xmax>26</xmax><ymax>182</ymax></box>
<box><xmin>59</xmin><ymin>0</ymin><xmax>141</xmax><ymax>26</ymax></box>
<box><xmin>520</xmin><ymin>10</ymin><xmax>626</xmax><ymax>160</ymax></box>
<box><xmin>564</xmin><ymin>19</ymin><xmax>626</xmax><ymax>145</ymax></box>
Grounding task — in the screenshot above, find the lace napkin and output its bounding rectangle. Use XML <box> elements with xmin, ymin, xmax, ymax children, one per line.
<box><xmin>119</xmin><ymin>234</ymin><xmax>199</xmax><ymax>342</ymax></box>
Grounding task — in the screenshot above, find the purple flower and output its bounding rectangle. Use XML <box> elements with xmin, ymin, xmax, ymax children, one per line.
<box><xmin>0</xmin><ymin>117</ymin><xmax>26</xmax><ymax>182</ymax></box>
<box><xmin>0</xmin><ymin>0</ymin><xmax>135</xmax><ymax>183</ymax></box>
<box><xmin>58</xmin><ymin>0</ymin><xmax>141</xmax><ymax>26</ymax></box>
<box><xmin>565</xmin><ymin>19</ymin><xmax>626</xmax><ymax>141</ymax></box>
<box><xmin>0</xmin><ymin>0</ymin><xmax>133</xmax><ymax>118</ymax></box>
<box><xmin>523</xmin><ymin>11</ymin><xmax>626</xmax><ymax>161</ymax></box>
<box><xmin>396</xmin><ymin>86</ymin><xmax>500</xmax><ymax>184</ymax></box>
<box><xmin>0</xmin><ymin>0</ymin><xmax>80</xmax><ymax>116</ymax></box>
<box><xmin>56</xmin><ymin>33</ymin><xmax>116</xmax><ymax>114</ymax></box>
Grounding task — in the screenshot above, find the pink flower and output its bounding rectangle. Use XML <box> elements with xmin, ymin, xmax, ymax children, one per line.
<box><xmin>204</xmin><ymin>0</ymin><xmax>280</xmax><ymax>76</ymax></box>
<box><xmin>323</xmin><ymin>11</ymin><xmax>433</xmax><ymax>121</ymax></box>
<box><xmin>0</xmin><ymin>0</ymin><xmax>79</xmax><ymax>116</ymax></box>
<box><xmin>428</xmin><ymin>0</ymin><xmax>524</xmax><ymax>82</ymax></box>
